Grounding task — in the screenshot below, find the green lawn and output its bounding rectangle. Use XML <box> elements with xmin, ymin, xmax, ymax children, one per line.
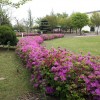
<box><xmin>43</xmin><ymin>36</ymin><xmax>100</xmax><ymax>55</ymax></box>
<box><xmin>0</xmin><ymin>49</ymin><xmax>33</xmax><ymax>100</ymax></box>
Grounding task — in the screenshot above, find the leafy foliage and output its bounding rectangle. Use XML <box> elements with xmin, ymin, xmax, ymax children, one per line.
<box><xmin>21</xmin><ymin>9</ymin><xmax>33</xmax><ymax>33</ymax></box>
<box><xmin>39</xmin><ymin>20</ymin><xmax>50</xmax><ymax>33</ymax></box>
<box><xmin>36</xmin><ymin>12</ymin><xmax>70</xmax><ymax>32</ymax></box>
<box><xmin>0</xmin><ymin>25</ymin><xmax>18</xmax><ymax>46</ymax></box>
<box><xmin>0</xmin><ymin>0</ymin><xmax>32</xmax><ymax>8</ymax></box>
<box><xmin>44</xmin><ymin>14</ymin><xmax>58</xmax><ymax>31</ymax></box>
<box><xmin>0</xmin><ymin>7</ymin><xmax>11</xmax><ymax>26</ymax></box>
<box><xmin>57</xmin><ymin>13</ymin><xmax>68</xmax><ymax>30</ymax></box>
<box><xmin>71</xmin><ymin>12</ymin><xmax>89</xmax><ymax>35</ymax></box>
<box><xmin>91</xmin><ymin>12</ymin><xmax>100</xmax><ymax>34</ymax></box>
<box><xmin>91</xmin><ymin>12</ymin><xmax>100</xmax><ymax>27</ymax></box>
<box><xmin>13</xmin><ymin>24</ymin><xmax>25</xmax><ymax>32</ymax></box>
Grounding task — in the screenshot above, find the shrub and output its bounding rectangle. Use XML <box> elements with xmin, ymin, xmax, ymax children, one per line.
<box><xmin>16</xmin><ymin>35</ymin><xmax>100</xmax><ymax>100</ymax></box>
<box><xmin>0</xmin><ymin>25</ymin><xmax>18</xmax><ymax>46</ymax></box>
<box><xmin>41</xmin><ymin>34</ymin><xmax>64</xmax><ymax>40</ymax></box>
<box><xmin>82</xmin><ymin>30</ymin><xmax>89</xmax><ymax>33</ymax></box>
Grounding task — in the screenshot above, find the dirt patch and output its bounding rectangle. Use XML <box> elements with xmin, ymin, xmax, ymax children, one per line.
<box><xmin>0</xmin><ymin>77</ymin><xmax>6</xmax><ymax>81</ymax></box>
<box><xmin>17</xmin><ymin>92</ymin><xmax>59</xmax><ymax>100</ymax></box>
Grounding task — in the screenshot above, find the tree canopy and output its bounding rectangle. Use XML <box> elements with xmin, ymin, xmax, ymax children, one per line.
<box><xmin>0</xmin><ymin>7</ymin><xmax>11</xmax><ymax>26</ymax></box>
<box><xmin>44</xmin><ymin>11</ymin><xmax>58</xmax><ymax>31</ymax></box>
<box><xmin>36</xmin><ymin>12</ymin><xmax>70</xmax><ymax>33</ymax></box>
<box><xmin>91</xmin><ymin>12</ymin><xmax>100</xmax><ymax>34</ymax></box>
<box><xmin>71</xmin><ymin>12</ymin><xmax>89</xmax><ymax>35</ymax></box>
<box><xmin>0</xmin><ymin>0</ymin><xmax>32</xmax><ymax>8</ymax></box>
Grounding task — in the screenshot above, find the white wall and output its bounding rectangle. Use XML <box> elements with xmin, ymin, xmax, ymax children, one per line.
<box><xmin>95</xmin><ymin>26</ymin><xmax>100</xmax><ymax>32</ymax></box>
<box><xmin>82</xmin><ymin>25</ymin><xmax>90</xmax><ymax>32</ymax></box>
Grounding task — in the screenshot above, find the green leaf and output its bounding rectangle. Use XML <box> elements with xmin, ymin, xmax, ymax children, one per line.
<box><xmin>56</xmin><ymin>86</ymin><xmax>61</xmax><ymax>91</ymax></box>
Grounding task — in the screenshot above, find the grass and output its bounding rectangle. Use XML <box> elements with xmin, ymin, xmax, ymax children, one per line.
<box><xmin>43</xmin><ymin>36</ymin><xmax>100</xmax><ymax>55</ymax></box>
<box><xmin>0</xmin><ymin>49</ymin><xmax>33</xmax><ymax>100</ymax></box>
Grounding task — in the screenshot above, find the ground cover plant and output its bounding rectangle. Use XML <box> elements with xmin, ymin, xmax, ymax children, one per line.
<box><xmin>16</xmin><ymin>34</ymin><xmax>100</xmax><ymax>100</ymax></box>
<box><xmin>43</xmin><ymin>36</ymin><xmax>100</xmax><ymax>55</ymax></box>
<box><xmin>0</xmin><ymin>49</ymin><xmax>33</xmax><ymax>100</ymax></box>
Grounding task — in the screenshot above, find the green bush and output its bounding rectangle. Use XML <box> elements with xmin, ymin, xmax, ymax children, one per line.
<box><xmin>82</xmin><ymin>30</ymin><xmax>89</xmax><ymax>33</ymax></box>
<box><xmin>0</xmin><ymin>25</ymin><xmax>18</xmax><ymax>46</ymax></box>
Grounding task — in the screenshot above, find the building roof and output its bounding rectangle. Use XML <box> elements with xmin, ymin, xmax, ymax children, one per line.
<box><xmin>86</xmin><ymin>10</ymin><xmax>100</xmax><ymax>14</ymax></box>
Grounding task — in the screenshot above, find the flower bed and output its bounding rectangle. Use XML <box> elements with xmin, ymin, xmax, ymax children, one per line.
<box><xmin>41</xmin><ymin>34</ymin><xmax>64</xmax><ymax>40</ymax></box>
<box><xmin>16</xmin><ymin>33</ymin><xmax>64</xmax><ymax>38</ymax></box>
<box><xmin>16</xmin><ymin>34</ymin><xmax>100</xmax><ymax>100</ymax></box>
<box><xmin>16</xmin><ymin>32</ymin><xmax>39</xmax><ymax>37</ymax></box>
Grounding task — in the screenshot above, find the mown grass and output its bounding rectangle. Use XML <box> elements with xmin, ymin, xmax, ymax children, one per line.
<box><xmin>43</xmin><ymin>36</ymin><xmax>100</xmax><ymax>55</ymax></box>
<box><xmin>0</xmin><ymin>49</ymin><xmax>33</xmax><ymax>100</ymax></box>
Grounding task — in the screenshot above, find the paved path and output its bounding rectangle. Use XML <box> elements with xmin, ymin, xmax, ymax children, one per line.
<box><xmin>64</xmin><ymin>32</ymin><xmax>100</xmax><ymax>38</ymax></box>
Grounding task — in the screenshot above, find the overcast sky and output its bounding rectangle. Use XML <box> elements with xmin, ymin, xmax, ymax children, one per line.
<box><xmin>11</xmin><ymin>0</ymin><xmax>100</xmax><ymax>24</ymax></box>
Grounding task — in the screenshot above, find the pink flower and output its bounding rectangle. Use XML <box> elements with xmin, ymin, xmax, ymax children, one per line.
<box><xmin>95</xmin><ymin>89</ymin><xmax>100</xmax><ymax>95</ymax></box>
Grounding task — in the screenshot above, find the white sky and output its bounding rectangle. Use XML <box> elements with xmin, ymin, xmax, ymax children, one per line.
<box><xmin>11</xmin><ymin>0</ymin><xmax>100</xmax><ymax>24</ymax></box>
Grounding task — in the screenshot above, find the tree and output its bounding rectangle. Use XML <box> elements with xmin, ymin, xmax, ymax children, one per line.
<box><xmin>0</xmin><ymin>0</ymin><xmax>32</xmax><ymax>27</ymax></box>
<box><xmin>14</xmin><ymin>18</ymin><xmax>21</xmax><ymax>33</ymax></box>
<box><xmin>22</xmin><ymin>19</ymin><xmax>29</xmax><ymax>33</ymax></box>
<box><xmin>35</xmin><ymin>12</ymin><xmax>72</xmax><ymax>33</ymax></box>
<box><xmin>91</xmin><ymin>12</ymin><xmax>100</xmax><ymax>35</ymax></box>
<box><xmin>44</xmin><ymin>14</ymin><xmax>58</xmax><ymax>31</ymax></box>
<box><xmin>66</xmin><ymin>17</ymin><xmax>73</xmax><ymax>33</ymax></box>
<box><xmin>0</xmin><ymin>7</ymin><xmax>11</xmax><ymax>26</ymax></box>
<box><xmin>39</xmin><ymin>19</ymin><xmax>50</xmax><ymax>33</ymax></box>
<box><xmin>22</xmin><ymin>9</ymin><xmax>33</xmax><ymax>33</ymax></box>
<box><xmin>28</xmin><ymin>9</ymin><xmax>33</xmax><ymax>32</ymax></box>
<box><xmin>13</xmin><ymin>24</ymin><xmax>25</xmax><ymax>32</ymax></box>
<box><xmin>71</xmin><ymin>12</ymin><xmax>89</xmax><ymax>35</ymax></box>
<box><xmin>0</xmin><ymin>0</ymin><xmax>32</xmax><ymax>8</ymax></box>
<box><xmin>35</xmin><ymin>17</ymin><xmax>42</xmax><ymax>26</ymax></box>
<box><xmin>56</xmin><ymin>13</ymin><xmax>68</xmax><ymax>31</ymax></box>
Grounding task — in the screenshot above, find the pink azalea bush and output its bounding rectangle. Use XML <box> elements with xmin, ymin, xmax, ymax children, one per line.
<box><xmin>16</xmin><ymin>34</ymin><xmax>100</xmax><ymax>100</ymax></box>
<box><xmin>16</xmin><ymin>33</ymin><xmax>39</xmax><ymax>37</ymax></box>
<box><xmin>41</xmin><ymin>34</ymin><xmax>64</xmax><ymax>40</ymax></box>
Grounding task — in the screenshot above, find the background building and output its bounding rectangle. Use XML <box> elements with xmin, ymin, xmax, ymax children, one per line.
<box><xmin>85</xmin><ymin>10</ymin><xmax>100</xmax><ymax>33</ymax></box>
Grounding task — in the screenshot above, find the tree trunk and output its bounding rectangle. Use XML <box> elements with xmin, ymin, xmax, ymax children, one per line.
<box><xmin>70</xmin><ymin>28</ymin><xmax>72</xmax><ymax>33</ymax></box>
<box><xmin>76</xmin><ymin>29</ymin><xmax>77</xmax><ymax>35</ymax></box>
<box><xmin>96</xmin><ymin>26</ymin><xmax>99</xmax><ymax>35</ymax></box>
<box><xmin>80</xmin><ymin>28</ymin><xmax>82</xmax><ymax>35</ymax></box>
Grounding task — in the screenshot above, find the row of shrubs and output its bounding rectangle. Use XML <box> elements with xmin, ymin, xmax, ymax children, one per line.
<box><xmin>16</xmin><ymin>32</ymin><xmax>39</xmax><ymax>37</ymax></box>
<box><xmin>41</xmin><ymin>34</ymin><xmax>65</xmax><ymax>40</ymax></box>
<box><xmin>16</xmin><ymin>35</ymin><xmax>100</xmax><ymax>100</ymax></box>
<box><xmin>0</xmin><ymin>25</ymin><xmax>18</xmax><ymax>46</ymax></box>
<box><xmin>16</xmin><ymin>32</ymin><xmax>64</xmax><ymax>38</ymax></box>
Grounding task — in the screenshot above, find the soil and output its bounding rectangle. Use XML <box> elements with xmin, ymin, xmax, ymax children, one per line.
<box><xmin>17</xmin><ymin>92</ymin><xmax>59</xmax><ymax>100</ymax></box>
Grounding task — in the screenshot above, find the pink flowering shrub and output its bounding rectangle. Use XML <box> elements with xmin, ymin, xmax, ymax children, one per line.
<box><xmin>16</xmin><ymin>35</ymin><xmax>100</xmax><ymax>100</ymax></box>
<box><xmin>16</xmin><ymin>36</ymin><xmax>44</xmax><ymax>68</ymax></box>
<box><xmin>16</xmin><ymin>33</ymin><xmax>39</xmax><ymax>37</ymax></box>
<box><xmin>40</xmin><ymin>34</ymin><xmax>64</xmax><ymax>40</ymax></box>
<box><xmin>37</xmin><ymin>49</ymin><xmax>100</xmax><ymax>99</ymax></box>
